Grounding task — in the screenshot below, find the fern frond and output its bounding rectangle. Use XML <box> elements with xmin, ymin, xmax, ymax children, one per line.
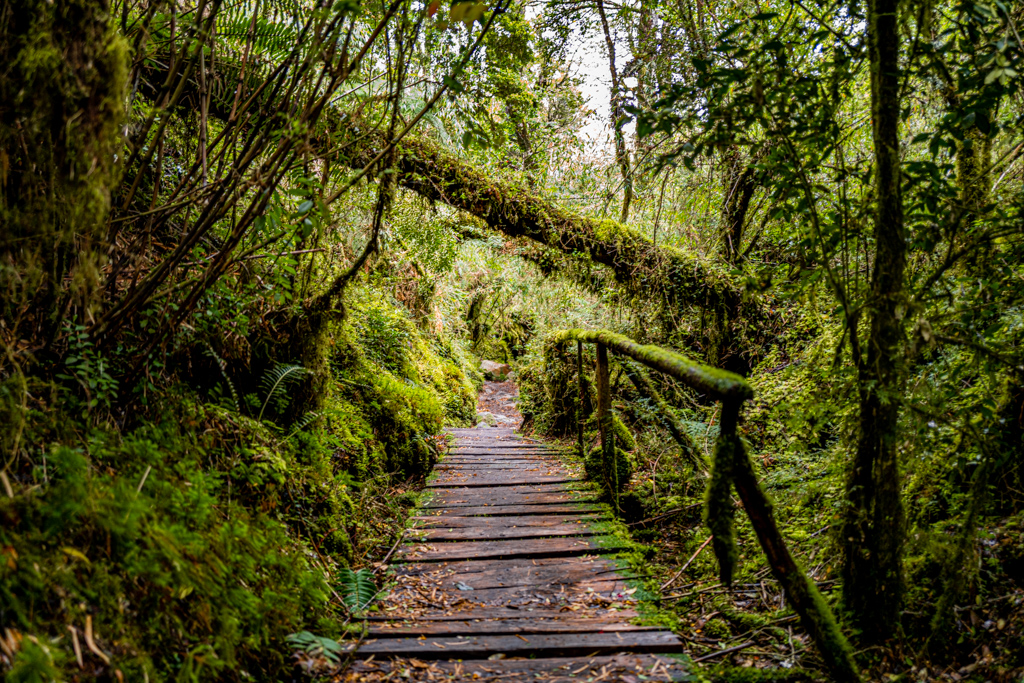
<box><xmin>258</xmin><ymin>363</ymin><xmax>307</xmax><ymax>421</ymax></box>
<box><xmin>204</xmin><ymin>342</ymin><xmax>242</xmax><ymax>413</ymax></box>
<box><xmin>337</xmin><ymin>568</ymin><xmax>377</xmax><ymax>613</ymax></box>
<box><xmin>288</xmin><ymin>410</ymin><xmax>322</xmax><ymax>436</ymax></box>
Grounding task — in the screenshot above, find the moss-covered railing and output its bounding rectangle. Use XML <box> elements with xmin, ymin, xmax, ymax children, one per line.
<box><xmin>549</xmin><ymin>329</ymin><xmax>861</xmax><ymax>683</ymax></box>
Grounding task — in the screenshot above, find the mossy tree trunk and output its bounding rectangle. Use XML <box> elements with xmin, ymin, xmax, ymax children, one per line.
<box><xmin>0</xmin><ymin>0</ymin><xmax>127</xmax><ymax>351</ymax></box>
<box><xmin>139</xmin><ymin>56</ymin><xmax>756</xmax><ymax>356</ymax></box>
<box><xmin>840</xmin><ymin>0</ymin><xmax>907</xmax><ymax>643</ymax></box>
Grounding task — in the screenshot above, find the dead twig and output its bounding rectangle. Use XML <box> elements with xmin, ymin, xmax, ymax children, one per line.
<box><xmin>661</xmin><ymin>536</ymin><xmax>713</xmax><ymax>591</ymax></box>
<box><xmin>692</xmin><ymin>640</ymin><xmax>755</xmax><ymax>663</ymax></box>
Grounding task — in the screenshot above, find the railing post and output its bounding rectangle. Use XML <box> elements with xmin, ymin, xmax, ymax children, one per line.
<box><xmin>576</xmin><ymin>340</ymin><xmax>585</xmax><ymax>459</ymax></box>
<box><xmin>595</xmin><ymin>342</ymin><xmax>616</xmax><ymax>506</ymax></box>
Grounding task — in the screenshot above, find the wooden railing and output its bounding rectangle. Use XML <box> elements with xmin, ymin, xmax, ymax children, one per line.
<box><xmin>549</xmin><ymin>329</ymin><xmax>861</xmax><ymax>683</ymax></box>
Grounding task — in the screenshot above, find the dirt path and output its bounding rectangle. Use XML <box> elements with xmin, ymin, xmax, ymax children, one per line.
<box><xmin>474</xmin><ymin>380</ymin><xmax>523</xmax><ymax>428</ymax></box>
<box><xmin>344</xmin><ymin>387</ymin><xmax>692</xmax><ymax>681</ymax></box>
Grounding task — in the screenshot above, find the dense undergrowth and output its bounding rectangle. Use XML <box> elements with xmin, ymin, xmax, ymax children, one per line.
<box><xmin>3</xmin><ymin>0</ymin><xmax>1023</xmax><ymax>679</ymax></box>
<box><xmin>0</xmin><ymin>284</ymin><xmax>481</xmax><ymax>681</ymax></box>
<box><xmin>512</xmin><ymin>289</ymin><xmax>1024</xmax><ymax>681</ymax></box>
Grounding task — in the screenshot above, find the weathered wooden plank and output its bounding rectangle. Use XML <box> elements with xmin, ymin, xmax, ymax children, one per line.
<box><xmin>352</xmin><ymin>630</ymin><xmax>683</xmax><ymax>659</ymax></box>
<box><xmin>436</xmin><ymin>462</ymin><xmax>564</xmax><ymax>468</ymax></box>
<box><xmin>368</xmin><ymin>617</ymin><xmax>659</xmax><ymax>637</ymax></box>
<box><xmin>411</xmin><ymin>514</ymin><xmax>605</xmax><ymax>528</ymax></box>
<box><xmin>426</xmin><ymin>474</ymin><xmax>582</xmax><ymax>488</ymax></box>
<box><xmin>394</xmin><ymin>535</ymin><xmax>625</xmax><ymax>562</ymax></box>
<box><xmin>385</xmin><ymin>578</ymin><xmax>627</xmax><ymax>605</ymax></box>
<box><xmin>348</xmin><ymin>654</ymin><xmax>691</xmax><ymax>681</ymax></box>
<box><xmin>413</xmin><ymin>503</ymin><xmax>605</xmax><ymax>516</ymax></box>
<box><xmin>446</xmin><ymin>428</ymin><xmax>518</xmax><ymax>435</ymax></box>
<box><xmin>405</xmin><ymin>524</ymin><xmax>598</xmax><ymax>542</ymax></box>
<box><xmin>395</xmin><ymin>557</ymin><xmax>625</xmax><ymax>588</ymax></box>
<box><xmin>362</xmin><ymin>606</ymin><xmax>641</xmax><ymax>622</ymax></box>
<box><xmin>449</xmin><ymin>448</ymin><xmax>560</xmax><ymax>454</ymax></box>
<box><xmin>419</xmin><ymin>491</ymin><xmax>596</xmax><ymax>509</ymax></box>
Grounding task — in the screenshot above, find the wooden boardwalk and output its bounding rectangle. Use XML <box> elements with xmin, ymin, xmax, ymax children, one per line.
<box><xmin>347</xmin><ymin>428</ymin><xmax>690</xmax><ymax>681</ymax></box>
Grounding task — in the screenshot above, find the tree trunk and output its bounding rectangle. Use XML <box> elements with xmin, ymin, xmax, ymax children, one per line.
<box><xmin>840</xmin><ymin>0</ymin><xmax>906</xmax><ymax>643</ymax></box>
<box><xmin>596</xmin><ymin>0</ymin><xmax>633</xmax><ymax>223</ymax></box>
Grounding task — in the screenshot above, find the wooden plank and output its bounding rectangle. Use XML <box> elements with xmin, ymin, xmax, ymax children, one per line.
<box><xmin>394</xmin><ymin>535</ymin><xmax>625</xmax><ymax>562</ymax></box>
<box><xmin>363</xmin><ymin>607</ymin><xmax>640</xmax><ymax>622</ymax></box>
<box><xmin>352</xmin><ymin>630</ymin><xmax>683</xmax><ymax>659</ymax></box>
<box><xmin>411</xmin><ymin>514</ymin><xmax>605</xmax><ymax>528</ymax></box>
<box><xmin>433</xmin><ymin>465</ymin><xmax>564</xmax><ymax>472</ymax></box>
<box><xmin>449</xmin><ymin>448</ymin><xmax>559</xmax><ymax>453</ymax></box>
<box><xmin>424</xmin><ymin>483</ymin><xmax>588</xmax><ymax>494</ymax></box>
<box><xmin>396</xmin><ymin>555</ymin><xmax>622</xmax><ymax>575</ymax></box>
<box><xmin>368</xmin><ymin>617</ymin><xmax>659</xmax><ymax>637</ymax></box>
<box><xmin>427</xmin><ymin>474</ymin><xmax>582</xmax><ymax>488</ymax></box>
<box><xmin>413</xmin><ymin>503</ymin><xmax>604</xmax><ymax>516</ymax></box>
<box><xmin>405</xmin><ymin>523</ymin><xmax>598</xmax><ymax>542</ymax></box>
<box><xmin>385</xmin><ymin>578</ymin><xmax>627</xmax><ymax>604</ymax></box>
<box><xmin>419</xmin><ymin>492</ymin><xmax>596</xmax><ymax>509</ymax></box>
<box><xmin>395</xmin><ymin>557</ymin><xmax>625</xmax><ymax>588</ymax></box>
<box><xmin>348</xmin><ymin>654</ymin><xmax>691</xmax><ymax>681</ymax></box>
<box><xmin>446</xmin><ymin>429</ymin><xmax>518</xmax><ymax>435</ymax></box>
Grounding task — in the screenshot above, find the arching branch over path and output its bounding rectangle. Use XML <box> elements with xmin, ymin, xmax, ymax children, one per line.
<box><xmin>139</xmin><ymin>58</ymin><xmax>756</xmax><ymax>338</ymax></box>
<box><xmin>336</xmin><ymin>133</ymin><xmax>749</xmax><ymax>317</ymax></box>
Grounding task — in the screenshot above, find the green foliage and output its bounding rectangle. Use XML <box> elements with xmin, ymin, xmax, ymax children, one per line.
<box><xmin>257</xmin><ymin>363</ymin><xmax>308</xmax><ymax>422</ymax></box>
<box><xmin>5</xmin><ymin>639</ymin><xmax>65</xmax><ymax>683</ymax></box>
<box><xmin>337</xmin><ymin>568</ymin><xmax>377</xmax><ymax>613</ymax></box>
<box><xmin>284</xmin><ymin>631</ymin><xmax>345</xmax><ymax>665</ymax></box>
<box><xmin>0</xmin><ymin>401</ymin><xmax>336</xmax><ymax>682</ymax></box>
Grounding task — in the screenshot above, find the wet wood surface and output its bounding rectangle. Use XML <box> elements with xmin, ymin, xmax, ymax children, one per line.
<box><xmin>348</xmin><ymin>421</ymin><xmax>690</xmax><ymax>679</ymax></box>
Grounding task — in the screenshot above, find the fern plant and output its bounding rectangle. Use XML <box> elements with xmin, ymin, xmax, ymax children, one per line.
<box><xmin>285</xmin><ymin>631</ymin><xmax>345</xmax><ymax>665</ymax></box>
<box><xmin>204</xmin><ymin>343</ymin><xmax>242</xmax><ymax>413</ymax></box>
<box><xmin>257</xmin><ymin>363</ymin><xmax>307</xmax><ymax>422</ymax></box>
<box><xmin>337</xmin><ymin>568</ymin><xmax>377</xmax><ymax>614</ymax></box>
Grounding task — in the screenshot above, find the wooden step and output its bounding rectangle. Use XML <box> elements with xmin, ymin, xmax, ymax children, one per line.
<box><xmin>396</xmin><ymin>557</ymin><xmax>626</xmax><ymax>587</ymax></box>
<box><xmin>411</xmin><ymin>513</ymin><xmax>606</xmax><ymax>528</ymax></box>
<box><xmin>420</xmin><ymin>493</ymin><xmax>597</xmax><ymax>509</ymax></box>
<box><xmin>363</xmin><ymin>606</ymin><xmax>641</xmax><ymax>622</ymax></box>
<box><xmin>352</xmin><ymin>630</ymin><xmax>684</xmax><ymax>659</ymax></box>
<box><xmin>427</xmin><ymin>473</ymin><xmax>582</xmax><ymax>487</ymax></box>
<box><xmin>368</xmin><ymin>616</ymin><xmax>660</xmax><ymax>637</ymax></box>
<box><xmin>414</xmin><ymin>503</ymin><xmax>604</xmax><ymax>516</ymax></box>
<box><xmin>348</xmin><ymin>654</ymin><xmax>691</xmax><ymax>681</ymax></box>
<box><xmin>394</xmin><ymin>535</ymin><xmax>626</xmax><ymax>562</ymax></box>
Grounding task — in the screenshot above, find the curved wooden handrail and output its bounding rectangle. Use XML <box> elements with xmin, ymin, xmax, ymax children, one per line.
<box><xmin>548</xmin><ymin>328</ymin><xmax>862</xmax><ymax>683</ymax></box>
<box><xmin>550</xmin><ymin>329</ymin><xmax>753</xmax><ymax>402</ymax></box>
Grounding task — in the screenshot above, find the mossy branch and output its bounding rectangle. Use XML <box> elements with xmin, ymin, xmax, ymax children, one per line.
<box><xmin>549</xmin><ymin>329</ymin><xmax>753</xmax><ymax>401</ymax></box>
<box><xmin>335</xmin><ymin>134</ymin><xmax>750</xmax><ymax>319</ymax></box>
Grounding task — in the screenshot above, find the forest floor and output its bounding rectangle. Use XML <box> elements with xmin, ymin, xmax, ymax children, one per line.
<box><xmin>475</xmin><ymin>380</ymin><xmax>523</xmax><ymax>428</ymax></box>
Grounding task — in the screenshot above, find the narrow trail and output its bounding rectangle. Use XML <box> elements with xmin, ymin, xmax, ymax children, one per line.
<box><xmin>346</xmin><ymin>382</ymin><xmax>691</xmax><ymax>681</ymax></box>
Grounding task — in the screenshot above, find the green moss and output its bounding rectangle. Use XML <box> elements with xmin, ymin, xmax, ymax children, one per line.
<box><xmin>1</xmin><ymin>0</ymin><xmax>129</xmax><ymax>341</ymax></box>
<box><xmin>585</xmin><ymin>445</ymin><xmax>633</xmax><ymax>495</ymax></box>
<box><xmin>707</xmin><ymin>664</ymin><xmax>816</xmax><ymax>682</ymax></box>
<box><xmin>0</xmin><ymin>398</ymin><xmax>338</xmax><ymax>682</ymax></box>
<box><xmin>611</xmin><ymin>413</ymin><xmax>637</xmax><ymax>451</ymax></box>
<box><xmin>549</xmin><ymin>329</ymin><xmax>753</xmax><ymax>401</ymax></box>
<box><xmin>704</xmin><ymin>430</ymin><xmax>738</xmax><ymax>586</ymax></box>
